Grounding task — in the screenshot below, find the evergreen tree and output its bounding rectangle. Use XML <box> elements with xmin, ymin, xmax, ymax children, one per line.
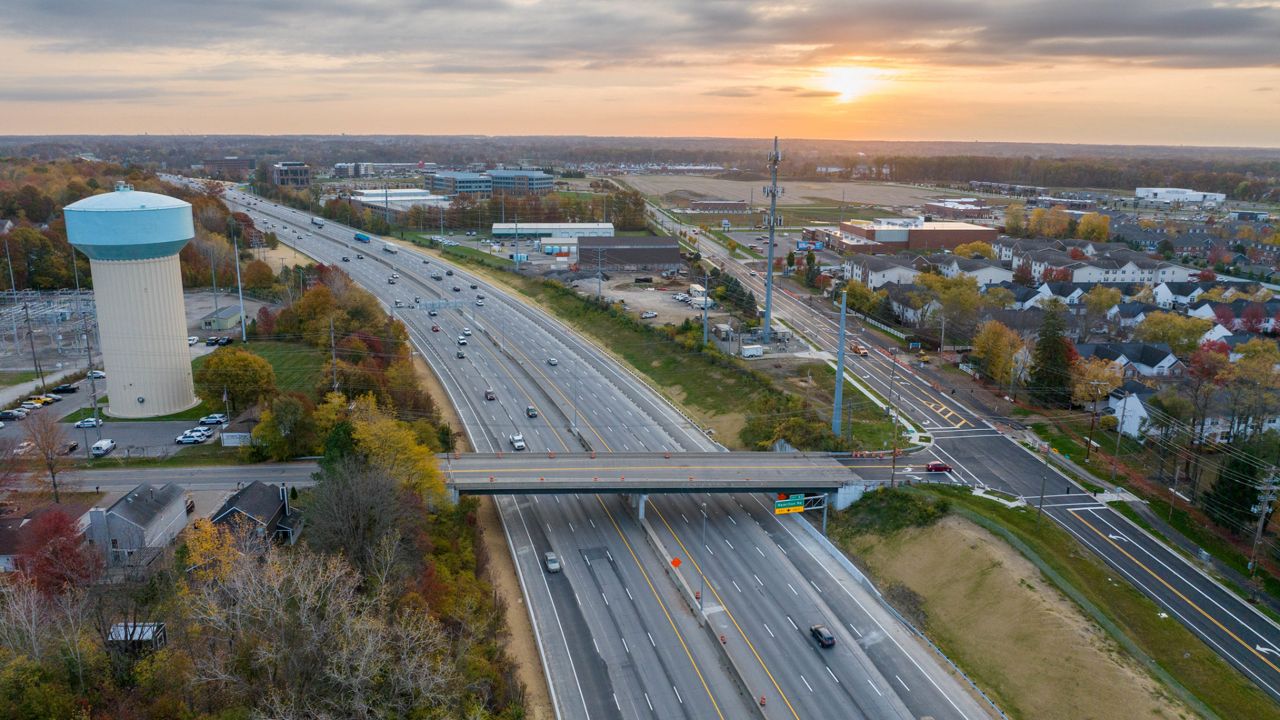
<box><xmin>1202</xmin><ymin>446</ymin><xmax>1264</xmax><ymax>534</ymax></box>
<box><xmin>1030</xmin><ymin>303</ymin><xmax>1077</xmax><ymax>407</ymax></box>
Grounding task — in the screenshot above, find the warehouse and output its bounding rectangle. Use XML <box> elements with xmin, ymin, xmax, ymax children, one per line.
<box><xmin>492</xmin><ymin>222</ymin><xmax>614</xmax><ymax>239</ymax></box>
<box><xmin>577</xmin><ymin>236</ymin><xmax>682</xmax><ymax>271</ymax></box>
<box><xmin>836</xmin><ymin>218</ymin><xmax>997</xmax><ymax>253</ymax></box>
<box><xmin>1135</xmin><ymin>187</ymin><xmax>1226</xmax><ymax>205</ymax></box>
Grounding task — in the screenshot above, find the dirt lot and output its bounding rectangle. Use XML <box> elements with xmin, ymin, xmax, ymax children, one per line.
<box><xmin>595</xmin><ymin>275</ymin><xmax>735</xmax><ymax>328</ymax></box>
<box><xmin>621</xmin><ymin>175</ymin><xmax>944</xmax><ymax>207</ymax></box>
<box><xmin>845</xmin><ymin>515</ymin><xmax>1192</xmax><ymax>720</ymax></box>
<box><xmin>253</xmin><ymin>241</ymin><xmax>317</xmax><ymax>269</ymax></box>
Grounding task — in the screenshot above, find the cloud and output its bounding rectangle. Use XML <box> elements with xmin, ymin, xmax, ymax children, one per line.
<box><xmin>702</xmin><ymin>87</ymin><xmax>761</xmax><ymax>98</ymax></box>
<box><xmin>0</xmin><ymin>84</ymin><xmax>202</xmax><ymax>103</ymax></box>
<box><xmin>420</xmin><ymin>63</ymin><xmax>552</xmax><ymax>75</ymax></box>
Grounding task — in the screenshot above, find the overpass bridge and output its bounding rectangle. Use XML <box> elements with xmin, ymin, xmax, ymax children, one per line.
<box><xmin>442</xmin><ymin>451</ymin><xmax>866</xmax><ymax>497</ymax></box>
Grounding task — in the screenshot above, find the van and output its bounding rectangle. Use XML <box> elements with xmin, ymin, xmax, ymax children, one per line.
<box><xmin>90</xmin><ymin>439</ymin><xmax>116</xmax><ymax>458</ymax></box>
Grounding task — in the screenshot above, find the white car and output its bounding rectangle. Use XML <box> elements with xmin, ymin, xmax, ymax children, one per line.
<box><xmin>89</xmin><ymin>370</ymin><xmax>106</xmax><ymax>379</ymax></box>
<box><xmin>509</xmin><ymin>433</ymin><xmax>527</xmax><ymax>451</ymax></box>
<box><xmin>547</xmin><ymin>358</ymin><xmax>558</xmax><ymax>366</ymax></box>
<box><xmin>199</xmin><ymin>413</ymin><xmax>229</xmax><ymax>425</ymax></box>
<box><xmin>462</xmin><ymin>328</ymin><xmax>472</xmax><ymax>336</ymax></box>
<box><xmin>175</xmin><ymin>433</ymin><xmax>204</xmax><ymax>445</ymax></box>
<box><xmin>640</xmin><ymin>311</ymin><xmax>658</xmax><ymax>319</ymax></box>
<box><xmin>188</xmin><ymin>336</ymin><xmax>199</xmax><ymax>346</ymax></box>
<box><xmin>74</xmin><ymin>417</ymin><xmax>103</xmax><ymax>428</ymax></box>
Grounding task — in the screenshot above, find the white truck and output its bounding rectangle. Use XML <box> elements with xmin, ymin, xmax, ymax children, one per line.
<box><xmin>690</xmin><ymin>297</ymin><xmax>714</xmax><ymax>310</ymax></box>
<box><xmin>383</xmin><ymin>243</ymin><xmax>398</xmax><ymax>254</ymax></box>
<box><xmin>311</xmin><ymin>217</ymin><xmax>324</xmax><ymax>228</ymax></box>
<box><xmin>740</xmin><ymin>344</ymin><xmax>764</xmax><ymax>358</ymax></box>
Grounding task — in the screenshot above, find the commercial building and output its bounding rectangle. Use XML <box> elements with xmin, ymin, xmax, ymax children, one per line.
<box><xmin>1135</xmin><ymin>187</ymin><xmax>1226</xmax><ymax>205</ymax></box>
<box><xmin>577</xmin><ymin>236</ymin><xmax>683</xmax><ymax>271</ymax></box>
<box><xmin>349</xmin><ymin>188</ymin><xmax>450</xmax><ymax>219</ymax></box>
<box><xmin>65</xmin><ymin>185</ymin><xmax>199</xmax><ymax>418</ymax></box>
<box><xmin>488</xmin><ymin>169</ymin><xmax>554</xmax><ymax>196</ymax></box>
<box><xmin>271</xmin><ymin>161</ymin><xmax>311</xmax><ymax>188</ymax></box>
<box><xmin>922</xmin><ymin>199</ymin><xmax>991</xmax><ymax>219</ymax></box>
<box><xmin>835</xmin><ymin>218</ymin><xmax>997</xmax><ymax>253</ymax></box>
<box><xmin>200</xmin><ymin>305</ymin><xmax>244</xmax><ymax>331</ymax></box>
<box><xmin>430</xmin><ymin>171</ymin><xmax>492</xmax><ymax>197</ymax></box>
<box><xmin>201</xmin><ymin>156</ymin><xmax>255</xmax><ymax>179</ymax></box>
<box><xmin>688</xmin><ymin>200</ymin><xmax>751</xmax><ymax>214</ymax></box>
<box><xmin>492</xmin><ymin>222</ymin><xmax>614</xmax><ymax>239</ymax></box>
<box><xmin>332</xmin><ymin>162</ymin><xmax>428</xmax><ymax>178</ymax></box>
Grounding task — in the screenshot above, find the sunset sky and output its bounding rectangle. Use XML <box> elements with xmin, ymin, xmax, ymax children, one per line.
<box><xmin>1</xmin><ymin>1</ymin><xmax>1277</xmax><ymax>146</ymax></box>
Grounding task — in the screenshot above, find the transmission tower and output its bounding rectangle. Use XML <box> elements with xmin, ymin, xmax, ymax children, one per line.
<box><xmin>762</xmin><ymin>137</ymin><xmax>784</xmax><ymax>344</ymax></box>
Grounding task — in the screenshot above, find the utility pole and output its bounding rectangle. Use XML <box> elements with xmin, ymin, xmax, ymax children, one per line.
<box><xmin>938</xmin><ymin>315</ymin><xmax>946</xmax><ymax>363</ymax></box>
<box><xmin>232</xmin><ymin>232</ymin><xmax>247</xmax><ymax>342</ymax></box>
<box><xmin>701</xmin><ymin>273</ymin><xmax>710</xmax><ymax>346</ymax></box>
<box><xmin>1110</xmin><ymin>392</ymin><xmax>1130</xmax><ymax>488</ymax></box>
<box><xmin>23</xmin><ymin>304</ymin><xmax>46</xmax><ymax>390</ymax></box>
<box><xmin>832</xmin><ymin>290</ymin><xmax>847</xmax><ymax>436</ymax></box>
<box><xmin>514</xmin><ymin>214</ymin><xmax>521</xmax><ymax>273</ymax></box>
<box><xmin>596</xmin><ymin>248</ymin><xmax>604</xmax><ymax>300</ymax></box>
<box><xmin>762</xmin><ymin>137</ymin><xmax>783</xmax><ymax>344</ymax></box>
<box><xmin>1084</xmin><ymin>380</ymin><xmax>1108</xmax><ymax>461</ymax></box>
<box><xmin>699</xmin><ymin>502</ymin><xmax>707</xmax><ymax>611</ymax></box>
<box><xmin>209</xmin><ymin>244</ymin><xmax>220</xmax><ymax>318</ymax></box>
<box><xmin>72</xmin><ymin>252</ymin><xmax>102</xmax><ymax>436</ymax></box>
<box><xmin>1248</xmin><ymin>475</ymin><xmax>1279</xmax><ymax>598</ymax></box>
<box><xmin>3</xmin><ymin>236</ymin><xmax>18</xmax><ymax>351</ymax></box>
<box><xmin>889</xmin><ymin>348</ymin><xmax>900</xmax><ymax>487</ymax></box>
<box><xmin>1037</xmin><ymin>473</ymin><xmax>1049</xmax><ymax>523</ymax></box>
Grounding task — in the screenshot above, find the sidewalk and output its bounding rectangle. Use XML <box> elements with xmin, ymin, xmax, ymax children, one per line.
<box><xmin>0</xmin><ymin>367</ymin><xmax>81</xmax><ymax>407</ymax></box>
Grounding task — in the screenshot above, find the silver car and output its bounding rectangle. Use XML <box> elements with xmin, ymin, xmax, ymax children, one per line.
<box><xmin>544</xmin><ymin>552</ymin><xmax>561</xmax><ymax>573</ymax></box>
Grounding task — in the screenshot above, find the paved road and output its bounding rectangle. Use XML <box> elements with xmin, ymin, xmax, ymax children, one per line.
<box><xmin>196</xmin><ymin>182</ymin><xmax>989</xmax><ymax>720</ymax></box>
<box><xmin>675</xmin><ymin>204</ymin><xmax>1280</xmax><ymax>706</ymax></box>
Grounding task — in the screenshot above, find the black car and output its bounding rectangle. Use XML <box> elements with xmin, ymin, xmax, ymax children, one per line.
<box><xmin>469</xmin><ymin>283</ymin><xmax>478</xmax><ymax>289</ymax></box>
<box><xmin>0</xmin><ymin>410</ymin><xmax>22</xmax><ymax>420</ymax></box>
<box><xmin>452</xmin><ymin>286</ymin><xmax>461</xmax><ymax>292</ymax></box>
<box><xmin>810</xmin><ymin>624</ymin><xmax>835</xmax><ymax>648</ymax></box>
<box><xmin>51</xmin><ymin>384</ymin><xmax>78</xmax><ymax>394</ymax></box>
<box><xmin>217</xmin><ymin>336</ymin><xmax>233</xmax><ymax>346</ymax></box>
<box><xmin>445</xmin><ymin>269</ymin><xmax>454</xmax><ymax>276</ymax></box>
<box><xmin>205</xmin><ymin>336</ymin><xmax>220</xmax><ymax>346</ymax></box>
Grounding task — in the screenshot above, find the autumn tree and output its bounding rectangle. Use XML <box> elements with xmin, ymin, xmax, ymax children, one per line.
<box><xmin>1076</xmin><ymin>213</ymin><xmax>1111</xmax><ymax>242</ymax></box>
<box><xmin>1072</xmin><ymin>357</ymin><xmax>1124</xmax><ymax>459</ymax></box>
<box><xmin>241</xmin><ymin>259</ymin><xmax>275</xmax><ymax>291</ymax></box>
<box><xmin>349</xmin><ymin>395</ymin><xmax>445</xmax><ymax>501</ymax></box>
<box><xmin>953</xmin><ymin>241</ymin><xmax>996</xmax><ymax>260</ymax></box>
<box><xmin>306</xmin><ymin>458</ymin><xmax>410</xmax><ymax>580</ymax></box>
<box><xmin>16</xmin><ymin>510</ymin><xmax>101</xmax><ymax>595</ymax></box>
<box><xmin>193</xmin><ymin>346</ymin><xmax>277</xmax><ymax>414</ymax></box>
<box><xmin>971</xmin><ymin>320</ymin><xmax>1024</xmax><ymax>391</ymax></box>
<box><xmin>1030</xmin><ymin>302</ymin><xmax>1078</xmax><ymax>407</ymax></box>
<box><xmin>251</xmin><ymin>394</ymin><xmax>318</xmax><ymax>461</ymax></box>
<box><xmin>1133</xmin><ymin>311</ymin><xmax>1212</xmax><ymax>355</ymax></box>
<box><xmin>1012</xmin><ymin>262</ymin><xmax>1034</xmax><ymax>287</ymax></box>
<box><xmin>842</xmin><ymin>280</ymin><xmax>887</xmax><ymax>316</ymax></box>
<box><xmin>1003</xmin><ymin>203</ymin><xmax>1026</xmax><ymax>236</ymax></box>
<box><xmin>1081</xmin><ymin>285</ymin><xmax>1122</xmax><ymax>334</ymax></box>
<box><xmin>23</xmin><ymin>411</ymin><xmax>73</xmax><ymax>504</ymax></box>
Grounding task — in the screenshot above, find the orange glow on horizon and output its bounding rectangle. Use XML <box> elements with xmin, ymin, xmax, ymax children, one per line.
<box><xmin>817</xmin><ymin>66</ymin><xmax>895</xmax><ymax>103</ymax></box>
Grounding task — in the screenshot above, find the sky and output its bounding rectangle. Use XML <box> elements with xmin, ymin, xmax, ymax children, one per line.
<box><xmin>1</xmin><ymin>0</ymin><xmax>1277</xmax><ymax>146</ymax></box>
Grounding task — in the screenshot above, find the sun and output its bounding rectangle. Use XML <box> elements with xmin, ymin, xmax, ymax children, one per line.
<box><xmin>818</xmin><ymin>66</ymin><xmax>891</xmax><ymax>103</ymax></box>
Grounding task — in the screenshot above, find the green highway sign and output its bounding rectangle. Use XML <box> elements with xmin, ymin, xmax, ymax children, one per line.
<box><xmin>774</xmin><ymin>497</ymin><xmax>805</xmax><ymax>514</ymax></box>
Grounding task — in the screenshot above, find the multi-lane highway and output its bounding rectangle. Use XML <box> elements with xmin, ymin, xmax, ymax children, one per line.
<box><xmin>669</xmin><ymin>205</ymin><xmax>1280</xmax><ymax>705</ymax></box>
<box><xmin>193</xmin><ymin>181</ymin><xmax>991</xmax><ymax>720</ymax></box>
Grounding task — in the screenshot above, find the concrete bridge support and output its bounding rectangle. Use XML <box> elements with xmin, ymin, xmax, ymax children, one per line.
<box><xmin>832</xmin><ymin>483</ymin><xmax>864</xmax><ymax>511</ymax></box>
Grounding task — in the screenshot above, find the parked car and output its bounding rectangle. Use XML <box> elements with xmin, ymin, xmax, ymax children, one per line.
<box><xmin>640</xmin><ymin>311</ymin><xmax>657</xmax><ymax>319</ymax></box>
<box><xmin>205</xmin><ymin>336</ymin><xmax>219</xmax><ymax>346</ymax></box>
<box><xmin>90</xmin><ymin>439</ymin><xmax>116</xmax><ymax>457</ymax></box>
<box><xmin>187</xmin><ymin>336</ymin><xmax>199</xmax><ymax>346</ymax></box>
<box><xmin>810</xmin><ymin>624</ymin><xmax>835</xmax><ymax>648</ymax></box>
<box><xmin>61</xmin><ymin>441</ymin><xmax>79</xmax><ymax>456</ymax></box>
<box><xmin>0</xmin><ymin>410</ymin><xmax>25</xmax><ymax>421</ymax></box>
<box><xmin>176</xmin><ymin>433</ymin><xmax>204</xmax><ymax>445</ymax></box>
<box><xmin>925</xmin><ymin>461</ymin><xmax>952</xmax><ymax>473</ymax></box>
<box><xmin>74</xmin><ymin>417</ymin><xmax>103</xmax><ymax>428</ymax></box>
<box><xmin>89</xmin><ymin>370</ymin><xmax>105</xmax><ymax>379</ymax></box>
<box><xmin>198</xmin><ymin>413</ymin><xmax>228</xmax><ymax>425</ymax></box>
<box><xmin>543</xmin><ymin>551</ymin><xmax>560</xmax><ymax>572</ymax></box>
<box><xmin>19</xmin><ymin>402</ymin><xmax>40</xmax><ymax>411</ymax></box>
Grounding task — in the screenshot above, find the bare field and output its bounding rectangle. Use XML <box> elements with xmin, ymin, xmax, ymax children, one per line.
<box><xmin>847</xmin><ymin>515</ymin><xmax>1193</xmax><ymax>720</ymax></box>
<box><xmin>620</xmin><ymin>175</ymin><xmax>945</xmax><ymax>207</ymax></box>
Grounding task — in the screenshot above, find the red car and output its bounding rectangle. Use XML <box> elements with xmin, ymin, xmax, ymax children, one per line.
<box><xmin>431</xmin><ymin>325</ymin><xmax>440</xmax><ymax>332</ymax></box>
<box><xmin>926</xmin><ymin>461</ymin><xmax>953</xmax><ymax>472</ymax></box>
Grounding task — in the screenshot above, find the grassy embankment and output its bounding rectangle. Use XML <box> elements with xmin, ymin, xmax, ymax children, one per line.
<box><xmin>829</xmin><ymin>486</ymin><xmax>1278</xmax><ymax>720</ymax></box>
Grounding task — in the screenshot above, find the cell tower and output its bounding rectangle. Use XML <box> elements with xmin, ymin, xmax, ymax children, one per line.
<box><xmin>762</xmin><ymin>137</ymin><xmax>784</xmax><ymax>344</ymax></box>
<box><xmin>65</xmin><ymin>184</ymin><xmax>199</xmax><ymax>418</ymax></box>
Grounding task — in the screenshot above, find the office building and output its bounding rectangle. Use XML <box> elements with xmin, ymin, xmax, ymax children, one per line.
<box><xmin>488</xmin><ymin>169</ymin><xmax>554</xmax><ymax>196</ymax></box>
<box><xmin>430</xmin><ymin>171</ymin><xmax>492</xmax><ymax>197</ymax></box>
<box><xmin>271</xmin><ymin>161</ymin><xmax>311</xmax><ymax>188</ymax></box>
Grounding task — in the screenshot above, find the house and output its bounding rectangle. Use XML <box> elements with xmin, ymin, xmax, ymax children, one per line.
<box><xmin>1075</xmin><ymin>343</ymin><xmax>1184</xmax><ymax>378</ymax></box>
<box><xmin>1108</xmin><ymin>380</ymin><xmax>1158</xmax><ymax>438</ymax></box>
<box><xmin>1200</xmin><ymin>323</ymin><xmax>1234</xmax><ymax>345</ymax></box>
<box><xmin>1107</xmin><ymin>302</ymin><xmax>1160</xmax><ymax>330</ymax></box>
<box><xmin>0</xmin><ymin>498</ymin><xmax>96</xmax><ymax>573</ymax></box>
<box><xmin>881</xmin><ymin>282</ymin><xmax>937</xmax><ymax>326</ymax></box>
<box><xmin>1036</xmin><ymin>282</ymin><xmax>1088</xmax><ymax>306</ymax></box>
<box><xmin>87</xmin><ymin>483</ymin><xmax>190</xmax><ymax>568</ymax></box>
<box><xmin>1153</xmin><ymin>281</ymin><xmax>1206</xmax><ymax>309</ymax></box>
<box><xmin>930</xmin><ymin>255</ymin><xmax>1013</xmax><ymax>285</ymax></box>
<box><xmin>845</xmin><ymin>254</ymin><xmax>919</xmax><ymax>289</ymax></box>
<box><xmin>986</xmin><ymin>282</ymin><xmax>1043</xmax><ymax>310</ymax></box>
<box><xmin>211</xmin><ymin>481</ymin><xmax>297</xmax><ymax>544</ymax></box>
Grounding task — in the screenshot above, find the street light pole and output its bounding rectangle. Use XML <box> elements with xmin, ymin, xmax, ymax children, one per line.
<box><xmin>1037</xmin><ymin>473</ymin><xmax>1048</xmax><ymax>523</ymax></box>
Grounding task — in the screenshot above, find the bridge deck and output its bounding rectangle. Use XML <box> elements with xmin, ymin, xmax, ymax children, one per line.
<box><xmin>441</xmin><ymin>451</ymin><xmax>859</xmax><ymax>494</ymax></box>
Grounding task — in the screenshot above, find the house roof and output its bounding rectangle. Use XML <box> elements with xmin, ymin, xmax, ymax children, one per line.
<box><xmin>212</xmin><ymin>481</ymin><xmax>284</xmax><ymax>527</ymax></box>
<box><xmin>1076</xmin><ymin>342</ymin><xmax>1178</xmax><ymax>367</ymax></box>
<box><xmin>1113</xmin><ymin>301</ymin><xmax>1159</xmax><ymax>318</ymax></box>
<box><xmin>851</xmin><ymin>254</ymin><xmax>915</xmax><ymax>272</ymax></box>
<box><xmin>0</xmin><ymin>498</ymin><xmax>96</xmax><ymax>557</ymax></box>
<box><xmin>107</xmin><ymin>483</ymin><xmax>186</xmax><ymax>531</ymax></box>
<box><xmin>1111</xmin><ymin>379</ymin><xmax>1157</xmax><ymax>399</ymax></box>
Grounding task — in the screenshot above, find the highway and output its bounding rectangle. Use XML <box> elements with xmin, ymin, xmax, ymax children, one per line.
<box><xmin>667</xmin><ymin>204</ymin><xmax>1280</xmax><ymax>705</ymax></box>
<box><xmin>185</xmin><ymin>180</ymin><xmax>991</xmax><ymax>720</ymax></box>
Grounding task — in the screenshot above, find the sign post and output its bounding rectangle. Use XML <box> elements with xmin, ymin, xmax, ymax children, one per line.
<box><xmin>774</xmin><ymin>493</ymin><xmax>805</xmax><ymax>515</ymax></box>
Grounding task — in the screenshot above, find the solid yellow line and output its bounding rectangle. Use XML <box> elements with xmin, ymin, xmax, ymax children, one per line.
<box><xmin>595</xmin><ymin>497</ymin><xmax>725</xmax><ymax>720</ymax></box>
<box><xmin>651</xmin><ymin>504</ymin><xmax>802</xmax><ymax>720</ymax></box>
<box><xmin>1070</xmin><ymin>509</ymin><xmax>1280</xmax><ymax>675</ymax></box>
<box><xmin>479</xmin><ymin>346</ymin><xmax>572</xmax><ymax>453</ymax></box>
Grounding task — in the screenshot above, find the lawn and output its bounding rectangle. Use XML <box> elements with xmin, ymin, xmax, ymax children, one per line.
<box><xmin>763</xmin><ymin>360</ymin><xmax>898</xmax><ymax>451</ymax></box>
<box><xmin>0</xmin><ymin>370</ymin><xmax>38</xmax><ymax>388</ymax></box>
<box><xmin>922</xmin><ymin>485</ymin><xmax>1278</xmax><ymax>720</ymax></box>
<box><xmin>78</xmin><ymin>441</ymin><xmax>243</xmax><ymax>469</ymax></box>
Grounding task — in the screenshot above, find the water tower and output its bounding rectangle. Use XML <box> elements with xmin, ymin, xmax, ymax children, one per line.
<box><xmin>65</xmin><ymin>184</ymin><xmax>199</xmax><ymax>418</ymax></box>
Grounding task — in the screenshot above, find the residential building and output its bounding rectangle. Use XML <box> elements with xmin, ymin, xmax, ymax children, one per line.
<box><xmin>1153</xmin><ymin>281</ymin><xmax>1207</xmax><ymax>309</ymax></box>
<box><xmin>881</xmin><ymin>282</ymin><xmax>937</xmax><ymax>326</ymax></box>
<box><xmin>1075</xmin><ymin>343</ymin><xmax>1184</xmax><ymax>379</ymax></box>
<box><xmin>271</xmin><ymin>162</ymin><xmax>310</xmax><ymax>188</ymax></box>
<box><xmin>845</xmin><ymin>254</ymin><xmax>919</xmax><ymax>289</ymax></box>
<box><xmin>212</xmin><ymin>481</ymin><xmax>297</xmax><ymax>544</ymax></box>
<box><xmin>87</xmin><ymin>483</ymin><xmax>190</xmax><ymax>568</ymax></box>
<box><xmin>1107</xmin><ymin>302</ymin><xmax>1160</xmax><ymax>330</ymax></box>
<box><xmin>0</xmin><ymin>498</ymin><xmax>96</xmax><ymax>573</ymax></box>
<box><xmin>925</xmin><ymin>255</ymin><xmax>1013</xmax><ymax>285</ymax></box>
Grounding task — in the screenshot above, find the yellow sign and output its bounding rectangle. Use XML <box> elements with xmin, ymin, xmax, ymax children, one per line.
<box><xmin>774</xmin><ymin>505</ymin><xmax>805</xmax><ymax>515</ymax></box>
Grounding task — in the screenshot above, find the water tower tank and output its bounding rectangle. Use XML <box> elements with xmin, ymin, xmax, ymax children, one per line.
<box><xmin>65</xmin><ymin>186</ymin><xmax>199</xmax><ymax>418</ymax></box>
